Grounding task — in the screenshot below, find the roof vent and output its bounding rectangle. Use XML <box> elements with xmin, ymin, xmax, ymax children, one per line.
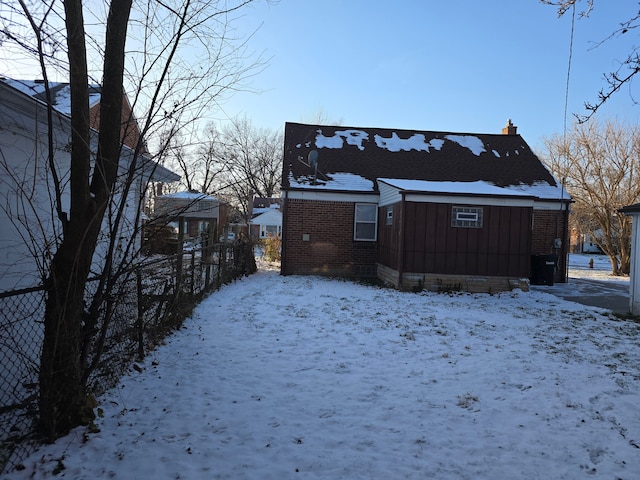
<box><xmin>502</xmin><ymin>119</ymin><xmax>517</xmax><ymax>135</ymax></box>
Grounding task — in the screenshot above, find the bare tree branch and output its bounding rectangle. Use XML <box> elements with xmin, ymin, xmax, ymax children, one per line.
<box><xmin>542</xmin><ymin>0</ymin><xmax>640</xmax><ymax>121</ymax></box>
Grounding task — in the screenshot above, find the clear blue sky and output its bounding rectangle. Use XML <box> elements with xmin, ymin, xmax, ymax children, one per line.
<box><xmin>213</xmin><ymin>0</ymin><xmax>639</xmax><ymax>151</ymax></box>
<box><xmin>0</xmin><ymin>0</ymin><xmax>636</xmax><ymax>152</ymax></box>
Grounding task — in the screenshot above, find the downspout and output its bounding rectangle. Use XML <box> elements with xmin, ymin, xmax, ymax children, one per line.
<box><xmin>397</xmin><ymin>192</ymin><xmax>406</xmax><ymax>289</ymax></box>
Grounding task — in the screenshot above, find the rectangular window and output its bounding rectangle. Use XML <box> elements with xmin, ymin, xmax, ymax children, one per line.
<box><xmin>261</xmin><ymin>225</ymin><xmax>282</xmax><ymax>237</ymax></box>
<box><xmin>266</xmin><ymin>225</ymin><xmax>279</xmax><ymax>237</ymax></box>
<box><xmin>452</xmin><ymin>206</ymin><xmax>483</xmax><ymax>228</ymax></box>
<box><xmin>354</xmin><ymin>203</ymin><xmax>378</xmax><ymax>241</ymax></box>
<box><xmin>198</xmin><ymin>221</ymin><xmax>209</xmax><ymax>233</ymax></box>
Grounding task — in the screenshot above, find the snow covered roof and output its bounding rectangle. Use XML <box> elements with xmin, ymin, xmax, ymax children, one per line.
<box><xmin>252</xmin><ymin>207</ymin><xmax>279</xmax><ymax>216</ymax></box>
<box><xmin>0</xmin><ymin>80</ymin><xmax>179</xmax><ymax>184</ymax></box>
<box><xmin>283</xmin><ymin>122</ymin><xmax>570</xmax><ymax>202</ymax></box>
<box><xmin>378</xmin><ymin>178</ymin><xmax>567</xmax><ymax>201</ymax></box>
<box><xmin>249</xmin><ymin>208</ymin><xmax>282</xmax><ymax>225</ymax></box>
<box><xmin>379</xmin><ymin>178</ymin><xmax>533</xmax><ymax>197</ymax></box>
<box><xmin>1</xmin><ymin>78</ymin><xmax>101</xmax><ymax>115</ymax></box>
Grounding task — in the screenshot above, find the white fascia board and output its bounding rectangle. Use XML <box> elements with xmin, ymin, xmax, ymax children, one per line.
<box><xmin>403</xmin><ymin>193</ymin><xmax>536</xmax><ymax>208</ymax></box>
<box><xmin>285</xmin><ymin>190</ymin><xmax>379</xmax><ymax>203</ymax></box>
<box><xmin>533</xmin><ymin>200</ymin><xmax>571</xmax><ymax>211</ymax></box>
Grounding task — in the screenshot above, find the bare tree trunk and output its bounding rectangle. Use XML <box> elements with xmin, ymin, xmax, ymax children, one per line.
<box><xmin>39</xmin><ymin>0</ymin><xmax>132</xmax><ymax>441</ymax></box>
<box><xmin>39</xmin><ymin>0</ymin><xmax>92</xmax><ymax>441</ymax></box>
<box><xmin>3</xmin><ymin>0</ymin><xmax>262</xmax><ymax>442</ymax></box>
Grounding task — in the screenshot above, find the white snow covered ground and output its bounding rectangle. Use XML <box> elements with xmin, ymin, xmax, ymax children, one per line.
<box><xmin>6</xmin><ymin>255</ymin><xmax>640</xmax><ymax>479</ymax></box>
<box><xmin>560</xmin><ymin>253</ymin><xmax>630</xmax><ymax>285</ymax></box>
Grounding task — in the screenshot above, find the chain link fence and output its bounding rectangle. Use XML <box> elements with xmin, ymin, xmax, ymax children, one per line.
<box><xmin>1</xmin><ymin>241</ymin><xmax>255</xmax><ymax>473</ymax></box>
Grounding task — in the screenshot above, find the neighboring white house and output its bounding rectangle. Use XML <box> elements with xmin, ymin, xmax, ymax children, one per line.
<box><xmin>581</xmin><ymin>234</ymin><xmax>603</xmax><ymax>253</ymax></box>
<box><xmin>570</xmin><ymin>227</ymin><xmax>604</xmax><ymax>254</ymax></box>
<box><xmin>620</xmin><ymin>204</ymin><xmax>640</xmax><ymax>314</ymax></box>
<box><xmin>0</xmin><ymin>78</ymin><xmax>179</xmax><ymax>291</ymax></box>
<box><xmin>249</xmin><ymin>207</ymin><xmax>283</xmax><ymax>239</ymax></box>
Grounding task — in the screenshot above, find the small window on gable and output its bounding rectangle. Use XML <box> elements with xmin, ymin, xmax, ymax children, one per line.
<box><xmin>452</xmin><ymin>206</ymin><xmax>483</xmax><ymax>228</ymax></box>
<box><xmin>354</xmin><ymin>203</ymin><xmax>377</xmax><ymax>241</ymax></box>
<box><xmin>386</xmin><ymin>206</ymin><xmax>393</xmax><ymax>225</ymax></box>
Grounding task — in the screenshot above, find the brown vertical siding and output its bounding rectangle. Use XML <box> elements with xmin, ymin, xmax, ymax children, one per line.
<box><xmin>379</xmin><ymin>202</ymin><xmax>533</xmax><ymax>278</ymax></box>
<box><xmin>281</xmin><ymin>198</ymin><xmax>377</xmax><ymax>277</ymax></box>
<box><xmin>377</xmin><ymin>204</ymin><xmax>401</xmax><ymax>269</ymax></box>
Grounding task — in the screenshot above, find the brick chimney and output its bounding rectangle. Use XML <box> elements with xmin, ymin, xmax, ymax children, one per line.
<box><xmin>502</xmin><ymin>119</ymin><xmax>517</xmax><ymax>135</ymax></box>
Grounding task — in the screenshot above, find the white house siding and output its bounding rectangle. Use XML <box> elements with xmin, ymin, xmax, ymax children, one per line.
<box><xmin>0</xmin><ymin>81</ymin><xmax>177</xmax><ymax>292</ymax></box>
<box><xmin>0</xmin><ymin>85</ymin><xmax>72</xmax><ymax>290</ymax></box>
<box><xmin>250</xmin><ymin>209</ymin><xmax>283</xmax><ymax>238</ymax></box>
<box><xmin>628</xmin><ymin>213</ymin><xmax>640</xmax><ymax>314</ymax></box>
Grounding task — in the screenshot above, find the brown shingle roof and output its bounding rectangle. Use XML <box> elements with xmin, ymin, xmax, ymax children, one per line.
<box><xmin>282</xmin><ymin>122</ymin><xmax>558</xmax><ymax>192</ymax></box>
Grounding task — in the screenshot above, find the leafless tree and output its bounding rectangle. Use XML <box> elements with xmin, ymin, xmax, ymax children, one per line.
<box><xmin>167</xmin><ymin>116</ymin><xmax>283</xmax><ymax>218</ymax></box>
<box><xmin>217</xmin><ymin>116</ymin><xmax>282</xmax><ymax>217</ymax></box>
<box><xmin>541</xmin><ymin>119</ymin><xmax>640</xmax><ymax>275</ymax></box>
<box><xmin>161</xmin><ymin>124</ymin><xmax>227</xmax><ymax>194</ymax></box>
<box><xmin>542</xmin><ymin>0</ymin><xmax>640</xmax><ymax>121</ymax></box>
<box><xmin>1</xmin><ymin>0</ymin><xmax>267</xmax><ymax>440</ymax></box>
<box><xmin>299</xmin><ymin>108</ymin><xmax>344</xmax><ymax>126</ymax></box>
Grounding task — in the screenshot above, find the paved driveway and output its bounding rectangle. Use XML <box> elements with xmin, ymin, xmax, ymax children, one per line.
<box><xmin>531</xmin><ymin>277</ymin><xmax>630</xmax><ymax>314</ymax></box>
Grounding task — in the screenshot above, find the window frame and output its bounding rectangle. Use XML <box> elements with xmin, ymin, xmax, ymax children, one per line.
<box><xmin>261</xmin><ymin>224</ymin><xmax>281</xmax><ymax>238</ymax></box>
<box><xmin>354</xmin><ymin>203</ymin><xmax>378</xmax><ymax>241</ymax></box>
<box><xmin>451</xmin><ymin>205</ymin><xmax>483</xmax><ymax>228</ymax></box>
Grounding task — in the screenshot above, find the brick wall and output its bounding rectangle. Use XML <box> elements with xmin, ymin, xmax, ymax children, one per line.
<box><xmin>531</xmin><ymin>209</ymin><xmax>569</xmax><ymax>282</ymax></box>
<box><xmin>282</xmin><ymin>198</ymin><xmax>377</xmax><ymax>277</ymax></box>
<box><xmin>89</xmin><ymin>96</ymin><xmax>147</xmax><ymax>153</ymax></box>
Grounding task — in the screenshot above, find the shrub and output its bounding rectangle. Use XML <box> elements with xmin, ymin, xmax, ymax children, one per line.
<box><xmin>263</xmin><ymin>234</ymin><xmax>281</xmax><ymax>262</ymax></box>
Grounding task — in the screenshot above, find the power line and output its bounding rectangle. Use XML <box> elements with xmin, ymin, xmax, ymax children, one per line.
<box><xmin>564</xmin><ymin>2</ymin><xmax>576</xmax><ymax>137</ymax></box>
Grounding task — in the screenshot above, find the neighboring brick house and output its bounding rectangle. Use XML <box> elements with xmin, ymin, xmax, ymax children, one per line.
<box><xmin>88</xmin><ymin>88</ymin><xmax>149</xmax><ymax>154</ymax></box>
<box><xmin>281</xmin><ymin>121</ymin><xmax>571</xmax><ymax>292</ymax></box>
